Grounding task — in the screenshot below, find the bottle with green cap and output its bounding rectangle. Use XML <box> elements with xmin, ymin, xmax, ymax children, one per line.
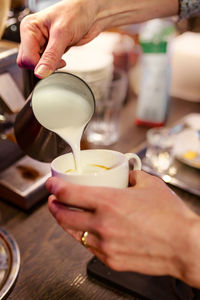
<box><xmin>135</xmin><ymin>19</ymin><xmax>175</xmax><ymax>127</ymax></box>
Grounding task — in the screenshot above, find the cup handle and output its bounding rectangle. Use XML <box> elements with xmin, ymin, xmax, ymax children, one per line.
<box><xmin>125</xmin><ymin>153</ymin><xmax>142</xmax><ymax>171</ymax></box>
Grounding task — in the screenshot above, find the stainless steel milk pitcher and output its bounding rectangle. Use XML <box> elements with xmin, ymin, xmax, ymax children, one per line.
<box><xmin>14</xmin><ymin>72</ymin><xmax>95</xmax><ymax>162</ymax></box>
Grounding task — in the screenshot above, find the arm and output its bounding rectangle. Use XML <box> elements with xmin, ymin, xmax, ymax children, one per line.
<box><xmin>46</xmin><ymin>171</ymin><xmax>200</xmax><ymax>288</ymax></box>
<box><xmin>179</xmin><ymin>0</ymin><xmax>200</xmax><ymax>19</ymax></box>
<box><xmin>17</xmin><ymin>0</ymin><xmax>179</xmax><ymax>78</ymax></box>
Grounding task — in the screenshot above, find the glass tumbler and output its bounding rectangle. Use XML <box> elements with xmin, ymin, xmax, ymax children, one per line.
<box><xmin>145</xmin><ymin>127</ymin><xmax>174</xmax><ymax>173</ymax></box>
<box><xmin>86</xmin><ymin>68</ymin><xmax>128</xmax><ymax>146</ymax></box>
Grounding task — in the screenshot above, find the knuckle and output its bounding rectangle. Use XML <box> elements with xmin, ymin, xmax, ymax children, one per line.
<box><xmin>104</xmin><ymin>257</ymin><xmax>122</xmax><ymax>272</ymax></box>
<box><xmin>97</xmin><ymin>194</ymin><xmax>115</xmax><ymax>212</ymax></box>
<box><xmin>94</xmin><ymin>221</ymin><xmax>108</xmax><ymax>238</ymax></box>
<box><xmin>56</xmin><ymin>185</ymin><xmax>68</xmax><ymax>199</ymax></box>
<box><xmin>21</xmin><ymin>14</ymin><xmax>37</xmax><ymax>29</ymax></box>
<box><xmin>99</xmin><ymin>240</ymin><xmax>112</xmax><ymax>256</ymax></box>
<box><xmin>41</xmin><ymin>49</ymin><xmax>58</xmax><ymax>67</ymax></box>
<box><xmin>52</xmin><ymin>25</ymin><xmax>64</xmax><ymax>37</ymax></box>
<box><xmin>20</xmin><ymin>15</ymin><xmax>29</xmax><ymax>28</ymax></box>
<box><xmin>94</xmin><ymin>218</ymin><xmax>116</xmax><ymax>241</ymax></box>
<box><xmin>43</xmin><ymin>49</ymin><xmax>57</xmax><ymax>60</ymax></box>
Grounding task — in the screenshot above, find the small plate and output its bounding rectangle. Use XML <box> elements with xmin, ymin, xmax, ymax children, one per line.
<box><xmin>0</xmin><ymin>227</ymin><xmax>20</xmax><ymax>300</ymax></box>
<box><xmin>176</xmin><ymin>155</ymin><xmax>200</xmax><ymax>169</ymax></box>
<box><xmin>173</xmin><ymin>128</ymin><xmax>200</xmax><ymax>169</ymax></box>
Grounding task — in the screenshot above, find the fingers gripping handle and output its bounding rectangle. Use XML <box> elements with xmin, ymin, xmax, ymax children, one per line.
<box><xmin>125</xmin><ymin>153</ymin><xmax>142</xmax><ymax>171</ymax></box>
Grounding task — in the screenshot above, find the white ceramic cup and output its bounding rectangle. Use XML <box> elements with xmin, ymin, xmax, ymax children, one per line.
<box><xmin>51</xmin><ymin>149</ymin><xmax>142</xmax><ymax>188</ymax></box>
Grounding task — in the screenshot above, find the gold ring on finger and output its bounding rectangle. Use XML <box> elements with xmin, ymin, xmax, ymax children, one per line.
<box><xmin>81</xmin><ymin>231</ymin><xmax>89</xmax><ymax>248</ymax></box>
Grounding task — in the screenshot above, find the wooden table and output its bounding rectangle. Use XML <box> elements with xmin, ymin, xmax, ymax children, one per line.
<box><xmin>1</xmin><ymin>95</ymin><xmax>200</xmax><ymax>300</ymax></box>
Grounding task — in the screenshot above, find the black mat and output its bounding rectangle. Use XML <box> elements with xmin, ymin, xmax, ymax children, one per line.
<box><xmin>87</xmin><ymin>257</ymin><xmax>200</xmax><ymax>300</ymax></box>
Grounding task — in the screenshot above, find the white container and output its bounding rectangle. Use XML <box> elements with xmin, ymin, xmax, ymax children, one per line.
<box><xmin>170</xmin><ymin>32</ymin><xmax>200</xmax><ymax>102</ymax></box>
<box><xmin>135</xmin><ymin>19</ymin><xmax>174</xmax><ymax>127</ymax></box>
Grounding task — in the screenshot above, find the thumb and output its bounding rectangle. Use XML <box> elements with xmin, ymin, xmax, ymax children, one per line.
<box><xmin>34</xmin><ymin>31</ymin><xmax>68</xmax><ymax>78</ymax></box>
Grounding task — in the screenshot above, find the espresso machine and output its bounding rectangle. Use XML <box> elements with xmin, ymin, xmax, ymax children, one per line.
<box><xmin>0</xmin><ymin>41</ymin><xmax>51</xmax><ymax>210</ymax></box>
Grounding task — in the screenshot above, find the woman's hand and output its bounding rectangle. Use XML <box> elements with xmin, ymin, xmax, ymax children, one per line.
<box><xmin>17</xmin><ymin>0</ymin><xmax>102</xmax><ymax>77</ymax></box>
<box><xmin>17</xmin><ymin>0</ymin><xmax>179</xmax><ymax>78</ymax></box>
<box><xmin>46</xmin><ymin>170</ymin><xmax>200</xmax><ymax>288</ymax></box>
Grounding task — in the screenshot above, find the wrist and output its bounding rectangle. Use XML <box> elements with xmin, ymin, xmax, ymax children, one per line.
<box><xmin>181</xmin><ymin>218</ymin><xmax>200</xmax><ymax>288</ymax></box>
<box><xmin>179</xmin><ymin>0</ymin><xmax>200</xmax><ymax>19</ymax></box>
<box><xmin>171</xmin><ymin>215</ymin><xmax>200</xmax><ymax>288</ymax></box>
